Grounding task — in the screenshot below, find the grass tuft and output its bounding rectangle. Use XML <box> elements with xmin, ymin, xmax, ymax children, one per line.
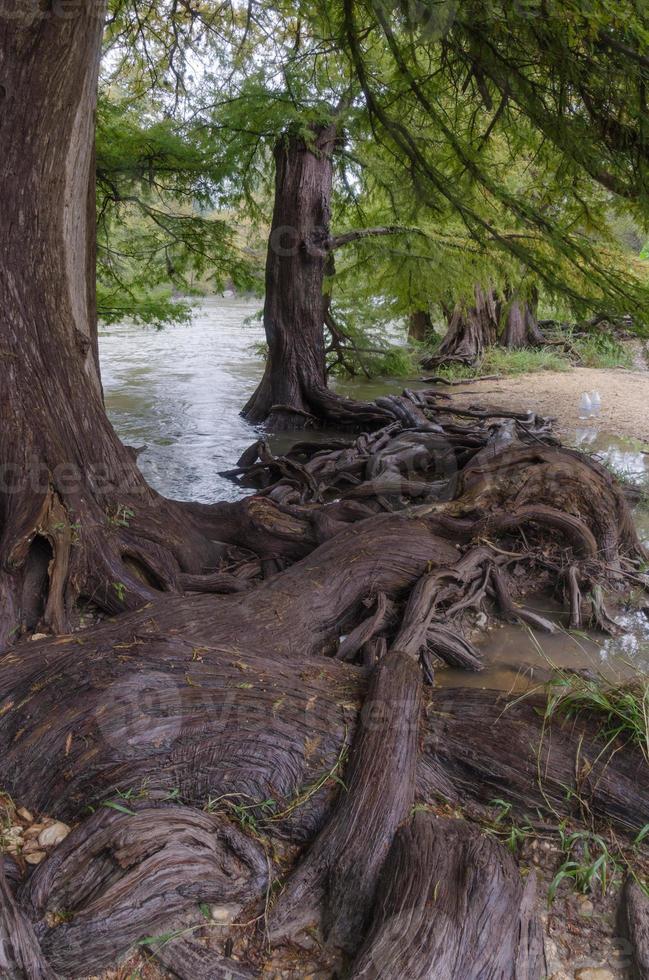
<box><xmin>544</xmin><ymin>672</ymin><xmax>649</xmax><ymax>762</ymax></box>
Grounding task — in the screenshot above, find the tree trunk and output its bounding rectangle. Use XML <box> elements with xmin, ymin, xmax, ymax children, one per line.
<box><xmin>407</xmin><ymin>309</ymin><xmax>433</xmax><ymax>342</ymax></box>
<box><xmin>242</xmin><ymin>125</ymin><xmax>390</xmax><ymax>431</ymax></box>
<box><xmin>422</xmin><ymin>285</ymin><xmax>499</xmax><ymax>368</ymax></box>
<box><xmin>0</xmin><ymin>3</ymin><xmax>240</xmax><ymax>648</ymax></box>
<box><xmin>423</xmin><ymin>287</ymin><xmax>546</xmax><ymax>367</ymax></box>
<box><xmin>242</xmin><ymin>124</ymin><xmax>336</xmax><ymax>429</ymax></box>
<box><xmin>501</xmin><ymin>289</ymin><xmax>546</xmax><ymax>349</ymax></box>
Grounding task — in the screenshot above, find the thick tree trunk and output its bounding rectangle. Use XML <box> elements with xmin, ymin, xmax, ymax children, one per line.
<box><xmin>242</xmin><ymin>124</ymin><xmax>336</xmax><ymax>429</ymax></box>
<box><xmin>422</xmin><ymin>285</ymin><xmax>499</xmax><ymax>368</ymax></box>
<box><xmin>501</xmin><ymin>290</ymin><xmax>546</xmax><ymax>349</ymax></box>
<box><xmin>423</xmin><ymin>287</ymin><xmax>546</xmax><ymax>367</ymax></box>
<box><xmin>242</xmin><ymin>125</ymin><xmax>389</xmax><ymax>431</ymax></box>
<box><xmin>0</xmin><ymin>4</ymin><xmax>242</xmax><ymax>648</ymax></box>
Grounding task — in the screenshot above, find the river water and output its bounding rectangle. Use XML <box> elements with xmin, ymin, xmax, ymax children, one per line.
<box><xmin>100</xmin><ymin>297</ymin><xmax>649</xmax><ymax>684</ymax></box>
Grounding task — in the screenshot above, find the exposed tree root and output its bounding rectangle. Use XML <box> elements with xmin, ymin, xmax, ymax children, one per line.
<box><xmin>269</xmin><ymin>648</ymin><xmax>421</xmax><ymax>950</ymax></box>
<box><xmin>154</xmin><ymin>937</ymin><xmax>257</xmax><ymax>980</ymax></box>
<box><xmin>349</xmin><ymin>814</ymin><xmax>545</xmax><ymax>979</ymax></box>
<box><xmin>19</xmin><ymin>805</ymin><xmax>267</xmax><ymax>977</ymax></box>
<box><xmin>0</xmin><ymin>863</ymin><xmax>55</xmax><ymax>979</ymax></box>
<box><xmin>1</xmin><ymin>398</ymin><xmax>648</xmax><ymax>977</ymax></box>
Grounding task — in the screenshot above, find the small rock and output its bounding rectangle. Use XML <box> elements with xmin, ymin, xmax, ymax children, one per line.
<box><xmin>38</xmin><ymin>821</ymin><xmax>70</xmax><ymax>849</ymax></box>
<box><xmin>24</xmin><ymin>850</ymin><xmax>46</xmax><ymax>865</ymax></box>
<box><xmin>574</xmin><ymin>969</ymin><xmax>615</xmax><ymax>980</ymax></box>
<box><xmin>16</xmin><ymin>807</ymin><xmax>34</xmax><ymax>823</ymax></box>
<box><xmin>210</xmin><ymin>904</ymin><xmax>239</xmax><ymax>924</ymax></box>
<box><xmin>576</xmin><ymin>896</ymin><xmax>594</xmax><ymax>916</ymax></box>
<box><xmin>30</xmin><ymin>633</ymin><xmax>47</xmax><ymax>641</ymax></box>
<box><xmin>23</xmin><ymin>824</ymin><xmax>45</xmax><ymax>839</ymax></box>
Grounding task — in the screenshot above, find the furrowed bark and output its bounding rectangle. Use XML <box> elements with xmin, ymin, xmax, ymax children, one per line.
<box><xmin>20</xmin><ymin>805</ymin><xmax>267</xmax><ymax>978</ymax></box>
<box><xmin>0</xmin><ymin>0</ymin><xmax>246</xmax><ymax>647</ymax></box>
<box><xmin>242</xmin><ymin>123</ymin><xmax>334</xmax><ymax>429</ymax></box>
<box><xmin>0</xmin><ymin>864</ymin><xmax>55</xmax><ymax>980</ymax></box>
<box><xmin>153</xmin><ymin>938</ymin><xmax>257</xmax><ymax>980</ymax></box>
<box><xmin>241</xmin><ymin>124</ymin><xmax>395</xmax><ymax>431</ymax></box>
<box><xmin>0</xmin><ymin>414</ymin><xmax>647</xmax><ymax>976</ymax></box>
<box><xmin>269</xmin><ymin>648</ymin><xmax>422</xmax><ymax>950</ymax></box>
<box><xmin>350</xmin><ymin>814</ymin><xmax>544</xmax><ymax>979</ymax></box>
<box><xmin>421</xmin><ymin>285</ymin><xmax>499</xmax><ymax>368</ymax></box>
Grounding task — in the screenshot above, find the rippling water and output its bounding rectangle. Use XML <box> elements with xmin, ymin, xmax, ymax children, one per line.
<box><xmin>100</xmin><ymin>297</ymin><xmax>649</xmax><ymax>681</ymax></box>
<box><xmin>100</xmin><ymin>297</ymin><xmax>266</xmax><ymax>502</ymax></box>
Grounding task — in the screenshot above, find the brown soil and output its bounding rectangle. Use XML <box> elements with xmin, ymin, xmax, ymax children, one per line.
<box><xmin>451</xmin><ymin>367</ymin><xmax>649</xmax><ymax>446</ymax></box>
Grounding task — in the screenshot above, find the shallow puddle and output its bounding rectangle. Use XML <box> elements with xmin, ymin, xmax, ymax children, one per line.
<box><xmin>439</xmin><ymin>426</ymin><xmax>649</xmax><ymax>691</ymax></box>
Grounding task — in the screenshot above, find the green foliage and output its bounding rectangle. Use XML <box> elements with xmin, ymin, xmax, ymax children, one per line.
<box><xmin>484</xmin><ymin>347</ymin><xmax>571</xmax><ymax>376</ymax></box>
<box><xmin>571</xmin><ymin>333</ymin><xmax>633</xmax><ymax>369</ymax></box>
<box><xmin>99</xmin><ymin>0</ymin><xmax>649</xmax><ymax>355</ymax></box>
<box><xmin>426</xmin><ymin>345</ymin><xmax>571</xmax><ymax>379</ymax></box>
<box><xmin>485</xmin><ymin>798</ymin><xmax>535</xmax><ymax>854</ymax></box>
<box><xmin>102</xmin><ymin>799</ymin><xmax>137</xmax><ymax>816</ymax></box>
<box><xmin>548</xmin><ymin>828</ymin><xmax>621</xmax><ymax>902</ymax></box>
<box><xmin>544</xmin><ymin>673</ymin><xmax>649</xmax><ymax>763</ymax></box>
<box><xmin>95</xmin><ymin>92</ymin><xmax>262</xmax><ymax>328</ymax></box>
<box><xmin>360</xmin><ymin>347</ymin><xmax>414</xmax><ymax>378</ymax></box>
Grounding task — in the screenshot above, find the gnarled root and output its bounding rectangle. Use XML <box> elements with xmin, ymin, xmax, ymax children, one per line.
<box><xmin>2</xmin><ymin>399</ymin><xmax>649</xmax><ymax>977</ymax></box>
<box><xmin>350</xmin><ymin>814</ymin><xmax>545</xmax><ymax>979</ymax></box>
<box><xmin>269</xmin><ymin>648</ymin><xmax>421</xmax><ymax>950</ymax></box>
<box><xmin>0</xmin><ymin>862</ymin><xmax>56</xmax><ymax>979</ymax></box>
<box><xmin>20</xmin><ymin>804</ymin><xmax>268</xmax><ymax>978</ymax></box>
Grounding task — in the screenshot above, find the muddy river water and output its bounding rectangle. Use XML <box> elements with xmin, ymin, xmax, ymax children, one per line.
<box><xmin>100</xmin><ymin>297</ymin><xmax>649</xmax><ymax>687</ymax></box>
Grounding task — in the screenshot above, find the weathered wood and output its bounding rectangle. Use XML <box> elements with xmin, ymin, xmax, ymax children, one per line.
<box><xmin>21</xmin><ymin>805</ymin><xmax>267</xmax><ymax>977</ymax></box>
<box><xmin>0</xmin><ymin>416</ymin><xmax>646</xmax><ymax>977</ymax></box>
<box><xmin>621</xmin><ymin>877</ymin><xmax>649</xmax><ymax>980</ymax></box>
<box><xmin>421</xmin><ymin>285</ymin><xmax>499</xmax><ymax>368</ymax></box>
<box><xmin>153</xmin><ymin>937</ymin><xmax>257</xmax><ymax>979</ymax></box>
<box><xmin>269</xmin><ymin>648</ymin><xmax>422</xmax><ymax>950</ymax></box>
<box><xmin>0</xmin><ymin>864</ymin><xmax>56</xmax><ymax>980</ymax></box>
<box><xmin>422</xmin><ymin>687</ymin><xmax>649</xmax><ymax>834</ymax></box>
<box><xmin>350</xmin><ymin>814</ymin><xmax>544</xmax><ymax>979</ymax></box>
<box><xmin>241</xmin><ymin>124</ymin><xmax>392</xmax><ymax>431</ymax></box>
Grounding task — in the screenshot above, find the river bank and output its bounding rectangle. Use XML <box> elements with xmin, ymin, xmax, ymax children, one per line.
<box><xmin>448</xmin><ymin>365</ymin><xmax>649</xmax><ymax>446</ymax></box>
